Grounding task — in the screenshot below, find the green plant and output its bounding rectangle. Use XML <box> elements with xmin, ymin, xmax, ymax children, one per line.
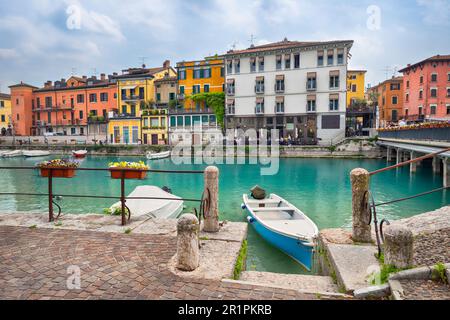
<box><xmin>199</xmin><ymin>236</ymin><xmax>209</xmax><ymax>241</ymax></box>
<box><xmin>29</xmin><ymin>225</ymin><xmax>37</xmax><ymax>229</ymax></box>
<box><xmin>370</xmin><ymin>264</ymin><xmax>402</xmax><ymax>285</ymax></box>
<box><xmin>104</xmin><ymin>207</ymin><xmax>130</xmax><ymax>216</ymax></box>
<box><xmin>233</xmin><ymin>240</ymin><xmax>248</xmax><ymax>280</ymax></box>
<box><xmin>54</xmin><ymin>221</ymin><xmax>63</xmax><ymax>227</ymax></box>
<box><xmin>189</xmin><ymin>92</ymin><xmax>225</xmax><ymax>128</ymax></box>
<box><xmin>109</xmin><ymin>161</ymin><xmax>149</xmax><ymax>170</ymax></box>
<box><xmin>124</xmin><ymin>228</ymin><xmax>132</xmax><ymax>234</ymax></box>
<box><xmin>37</xmin><ymin>159</ymin><xmax>79</xmax><ymax>168</ymax></box>
<box><xmin>432</xmin><ymin>263</ymin><xmax>447</xmax><ymax>283</ymax></box>
<box><xmin>328</xmin><ymin>145</ymin><xmax>337</xmax><ymax>153</ymax></box>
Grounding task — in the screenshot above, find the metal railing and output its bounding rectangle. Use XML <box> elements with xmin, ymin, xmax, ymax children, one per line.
<box><xmin>0</xmin><ymin>166</ymin><xmax>207</xmax><ymax>226</ymax></box>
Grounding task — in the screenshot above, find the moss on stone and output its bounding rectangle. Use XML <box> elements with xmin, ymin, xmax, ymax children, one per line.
<box><xmin>233</xmin><ymin>240</ymin><xmax>248</xmax><ymax>280</ymax></box>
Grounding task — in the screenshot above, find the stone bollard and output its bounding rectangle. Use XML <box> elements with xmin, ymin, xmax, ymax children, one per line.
<box><xmin>383</xmin><ymin>224</ymin><xmax>413</xmax><ymax>269</ymax></box>
<box><xmin>350</xmin><ymin>168</ymin><xmax>372</xmax><ymax>242</ymax></box>
<box><xmin>176</xmin><ymin>214</ymin><xmax>200</xmax><ymax>271</ymax></box>
<box><xmin>203</xmin><ymin>166</ymin><xmax>219</xmax><ymax>233</ymax></box>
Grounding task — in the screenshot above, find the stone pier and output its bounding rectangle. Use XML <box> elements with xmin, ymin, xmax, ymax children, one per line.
<box><xmin>443</xmin><ymin>158</ymin><xmax>449</xmax><ymax>188</ymax></box>
<box><xmin>386</xmin><ymin>147</ymin><xmax>392</xmax><ymax>162</ymax></box>
<box><xmin>432</xmin><ymin>157</ymin><xmax>441</xmax><ymax>174</ymax></box>
<box><xmin>396</xmin><ymin>148</ymin><xmax>402</xmax><ymax>164</ymax></box>
<box><xmin>410</xmin><ymin>151</ymin><xmax>417</xmax><ymax>173</ymax></box>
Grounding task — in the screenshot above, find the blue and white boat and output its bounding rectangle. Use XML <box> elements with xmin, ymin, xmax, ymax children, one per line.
<box><xmin>242</xmin><ymin>193</ymin><xmax>319</xmax><ymax>271</ymax></box>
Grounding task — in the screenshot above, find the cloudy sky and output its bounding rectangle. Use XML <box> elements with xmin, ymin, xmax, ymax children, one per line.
<box><xmin>0</xmin><ymin>0</ymin><xmax>449</xmax><ymax>93</ymax></box>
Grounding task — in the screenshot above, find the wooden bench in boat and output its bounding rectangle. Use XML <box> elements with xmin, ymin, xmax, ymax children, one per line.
<box><xmin>251</xmin><ymin>207</ymin><xmax>293</xmax><ymax>212</ymax></box>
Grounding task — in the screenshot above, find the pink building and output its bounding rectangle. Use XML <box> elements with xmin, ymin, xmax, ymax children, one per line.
<box><xmin>399</xmin><ymin>55</ymin><xmax>450</xmax><ymax>121</ymax></box>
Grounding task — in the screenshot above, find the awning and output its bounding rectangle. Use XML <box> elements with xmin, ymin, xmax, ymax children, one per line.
<box><xmin>276</xmin><ymin>96</ymin><xmax>284</xmax><ymax>103</ymax></box>
<box><xmin>337</xmin><ymin>48</ymin><xmax>344</xmax><ymax>54</ymax></box>
<box><xmin>256</xmin><ymin>97</ymin><xmax>264</xmax><ymax>103</ymax></box>
<box><xmin>307</xmin><ymin>72</ymin><xmax>316</xmax><ymax>78</ymax></box>
<box><xmin>121</xmin><ymin>85</ymin><xmax>137</xmax><ymax>90</ymax></box>
<box><xmin>250</xmin><ymin>57</ymin><xmax>256</xmax><ymax>63</ymax></box>
<box><xmin>329</xmin><ymin>93</ymin><xmax>339</xmax><ymax>100</ymax></box>
<box><xmin>330</xmin><ymin>70</ymin><xmax>340</xmax><ymax>76</ymax></box>
<box><xmin>307</xmin><ymin>94</ymin><xmax>316</xmax><ymax>100</ymax></box>
<box><xmin>226</xmin><ymin>98</ymin><xmax>235</xmax><ymax>105</ymax></box>
<box><xmin>258</xmin><ymin>56</ymin><xmax>264</xmax><ymax>62</ymax></box>
<box><xmin>327</xmin><ymin>49</ymin><xmax>334</xmax><ymax>55</ymax></box>
<box><xmin>227</xmin><ymin>78</ymin><xmax>235</xmax><ymax>84</ymax></box>
<box><xmin>276</xmin><ymin>75</ymin><xmax>285</xmax><ymax>80</ymax></box>
<box><xmin>276</xmin><ymin>55</ymin><xmax>282</xmax><ymax>60</ymax></box>
<box><xmin>285</xmin><ymin>54</ymin><xmax>291</xmax><ymax>59</ymax></box>
<box><xmin>256</xmin><ymin>76</ymin><xmax>264</xmax><ymax>81</ymax></box>
<box><xmin>317</xmin><ymin>50</ymin><xmax>324</xmax><ymax>56</ymax></box>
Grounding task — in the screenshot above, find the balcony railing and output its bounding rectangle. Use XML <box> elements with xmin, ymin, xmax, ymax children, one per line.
<box><xmin>255</xmin><ymin>106</ymin><xmax>265</xmax><ymax>115</ymax></box>
<box><xmin>168</xmin><ymin>107</ymin><xmax>214</xmax><ymax>115</ymax></box>
<box><xmin>275</xmin><ymin>106</ymin><xmax>284</xmax><ymax>114</ymax></box>
<box><xmin>122</xmin><ymin>95</ymin><xmax>144</xmax><ymax>102</ymax></box>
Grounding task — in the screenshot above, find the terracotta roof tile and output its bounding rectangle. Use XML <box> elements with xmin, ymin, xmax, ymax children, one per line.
<box><xmin>399</xmin><ymin>54</ymin><xmax>450</xmax><ymax>72</ymax></box>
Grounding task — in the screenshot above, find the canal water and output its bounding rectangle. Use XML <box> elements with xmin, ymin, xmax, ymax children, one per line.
<box><xmin>0</xmin><ymin>155</ymin><xmax>448</xmax><ymax>274</ymax></box>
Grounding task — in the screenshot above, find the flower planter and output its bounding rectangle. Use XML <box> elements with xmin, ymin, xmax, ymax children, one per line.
<box><xmin>109</xmin><ymin>169</ymin><xmax>147</xmax><ymax>180</ymax></box>
<box><xmin>40</xmin><ymin>167</ymin><xmax>76</xmax><ymax>178</ymax></box>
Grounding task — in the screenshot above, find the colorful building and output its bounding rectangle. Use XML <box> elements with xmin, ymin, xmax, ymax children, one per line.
<box><xmin>367</xmin><ymin>76</ymin><xmax>404</xmax><ymax>127</ymax></box>
<box><xmin>0</xmin><ymin>93</ymin><xmax>12</xmax><ymax>134</ymax></box>
<box><xmin>399</xmin><ymin>55</ymin><xmax>450</xmax><ymax>121</ymax></box>
<box><xmin>9</xmin><ymin>75</ymin><xmax>117</xmax><ymax>139</ymax></box>
<box><xmin>108</xmin><ymin>61</ymin><xmax>176</xmax><ymax>144</ymax></box>
<box><xmin>347</xmin><ymin>70</ymin><xmax>366</xmax><ymax>107</ymax></box>
<box><xmin>170</xmin><ymin>57</ymin><xmax>224</xmax><ymax>145</ymax></box>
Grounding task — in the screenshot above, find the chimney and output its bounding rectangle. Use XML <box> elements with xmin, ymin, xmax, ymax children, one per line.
<box><xmin>113</xmin><ymin>72</ymin><xmax>118</xmax><ymax>76</ymax></box>
<box><xmin>82</xmin><ymin>75</ymin><xmax>87</xmax><ymax>80</ymax></box>
<box><xmin>61</xmin><ymin>78</ymin><xmax>66</xmax><ymax>83</ymax></box>
<box><xmin>44</xmin><ymin>81</ymin><xmax>52</xmax><ymax>88</ymax></box>
<box><xmin>92</xmin><ymin>75</ymin><xmax>97</xmax><ymax>80</ymax></box>
<box><xmin>100</xmin><ymin>73</ymin><xmax>106</xmax><ymax>81</ymax></box>
<box><xmin>163</xmin><ymin>60</ymin><xmax>170</xmax><ymax>68</ymax></box>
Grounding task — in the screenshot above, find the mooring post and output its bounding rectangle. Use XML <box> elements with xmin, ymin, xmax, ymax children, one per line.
<box><xmin>203</xmin><ymin>166</ymin><xmax>219</xmax><ymax>233</ymax></box>
<box><xmin>396</xmin><ymin>148</ymin><xmax>401</xmax><ymax>165</ymax></box>
<box><xmin>350</xmin><ymin>168</ymin><xmax>372</xmax><ymax>242</ymax></box>
<box><xmin>120</xmin><ymin>170</ymin><xmax>126</xmax><ymax>226</ymax></box>
<box><xmin>410</xmin><ymin>151</ymin><xmax>417</xmax><ymax>173</ymax></box>
<box><xmin>383</xmin><ymin>224</ymin><xmax>413</xmax><ymax>269</ymax></box>
<box><xmin>176</xmin><ymin>214</ymin><xmax>200</xmax><ymax>271</ymax></box>
<box><xmin>443</xmin><ymin>158</ymin><xmax>449</xmax><ymax>188</ymax></box>
<box><xmin>386</xmin><ymin>147</ymin><xmax>392</xmax><ymax>162</ymax></box>
<box><xmin>48</xmin><ymin>169</ymin><xmax>54</xmax><ymax>222</ymax></box>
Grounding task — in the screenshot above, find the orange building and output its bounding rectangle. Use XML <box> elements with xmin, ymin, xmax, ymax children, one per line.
<box><xmin>367</xmin><ymin>76</ymin><xmax>404</xmax><ymax>127</ymax></box>
<box><xmin>10</xmin><ymin>74</ymin><xmax>118</xmax><ymax>137</ymax></box>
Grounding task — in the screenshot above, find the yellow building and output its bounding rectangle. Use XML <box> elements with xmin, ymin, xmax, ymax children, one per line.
<box><xmin>347</xmin><ymin>70</ymin><xmax>367</xmax><ymax>107</ymax></box>
<box><xmin>169</xmin><ymin>57</ymin><xmax>224</xmax><ymax>144</ymax></box>
<box><xmin>0</xmin><ymin>93</ymin><xmax>12</xmax><ymax>133</ymax></box>
<box><xmin>108</xmin><ymin>60</ymin><xmax>176</xmax><ymax>144</ymax></box>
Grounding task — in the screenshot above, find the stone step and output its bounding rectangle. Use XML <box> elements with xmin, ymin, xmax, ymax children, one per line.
<box><xmin>326</xmin><ymin>243</ymin><xmax>378</xmax><ymax>293</ymax></box>
<box><xmin>239</xmin><ymin>271</ymin><xmax>339</xmax><ymax>293</ymax></box>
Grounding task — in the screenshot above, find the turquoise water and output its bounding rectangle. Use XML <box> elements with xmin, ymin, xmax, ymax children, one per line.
<box><xmin>0</xmin><ymin>155</ymin><xmax>448</xmax><ymax>274</ymax></box>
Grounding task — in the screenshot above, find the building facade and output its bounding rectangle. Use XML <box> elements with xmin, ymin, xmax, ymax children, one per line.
<box><xmin>9</xmin><ymin>75</ymin><xmax>117</xmax><ymax>139</ymax></box>
<box><xmin>399</xmin><ymin>55</ymin><xmax>450</xmax><ymax>121</ymax></box>
<box><xmin>170</xmin><ymin>57</ymin><xmax>223</xmax><ymax>145</ymax></box>
<box><xmin>223</xmin><ymin>39</ymin><xmax>353</xmax><ymax>145</ymax></box>
<box><xmin>367</xmin><ymin>76</ymin><xmax>404</xmax><ymax>128</ymax></box>
<box><xmin>108</xmin><ymin>61</ymin><xmax>176</xmax><ymax>144</ymax></box>
<box><xmin>0</xmin><ymin>93</ymin><xmax>12</xmax><ymax>134</ymax></box>
<box><xmin>347</xmin><ymin>70</ymin><xmax>366</xmax><ymax>107</ymax></box>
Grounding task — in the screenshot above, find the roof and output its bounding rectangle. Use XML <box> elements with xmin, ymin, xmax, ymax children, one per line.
<box><xmin>369</xmin><ymin>76</ymin><xmax>403</xmax><ymax>90</ymax></box>
<box><xmin>9</xmin><ymin>82</ymin><xmax>38</xmax><ymax>89</ymax></box>
<box><xmin>224</xmin><ymin>39</ymin><xmax>353</xmax><ymax>56</ymax></box>
<box><xmin>114</xmin><ymin>66</ymin><xmax>174</xmax><ymax>80</ymax></box>
<box><xmin>0</xmin><ymin>93</ymin><xmax>11</xmax><ymax>100</ymax></box>
<box><xmin>34</xmin><ymin>79</ymin><xmax>116</xmax><ymax>93</ymax></box>
<box><xmin>399</xmin><ymin>54</ymin><xmax>450</xmax><ymax>72</ymax></box>
<box><xmin>154</xmin><ymin>76</ymin><xmax>177</xmax><ymax>83</ymax></box>
<box><xmin>348</xmin><ymin>70</ymin><xmax>367</xmax><ymax>73</ymax></box>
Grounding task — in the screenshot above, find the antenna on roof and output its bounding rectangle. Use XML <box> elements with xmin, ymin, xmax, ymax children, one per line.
<box><xmin>71</xmin><ymin>68</ymin><xmax>77</xmax><ymax>76</ymax></box>
<box><xmin>91</xmin><ymin>68</ymin><xmax>97</xmax><ymax>77</ymax></box>
<box><xmin>381</xmin><ymin>66</ymin><xmax>391</xmax><ymax>80</ymax></box>
<box><xmin>249</xmin><ymin>34</ymin><xmax>257</xmax><ymax>47</ymax></box>
<box><xmin>139</xmin><ymin>56</ymin><xmax>148</xmax><ymax>68</ymax></box>
<box><xmin>230</xmin><ymin>41</ymin><xmax>238</xmax><ymax>51</ymax></box>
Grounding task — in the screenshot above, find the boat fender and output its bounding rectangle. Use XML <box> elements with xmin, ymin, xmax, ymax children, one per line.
<box><xmin>247</xmin><ymin>216</ymin><xmax>255</xmax><ymax>224</ymax></box>
<box><xmin>241</xmin><ymin>203</ymin><xmax>246</xmax><ymax>210</ymax></box>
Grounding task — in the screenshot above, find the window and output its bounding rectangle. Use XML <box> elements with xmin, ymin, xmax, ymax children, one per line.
<box><xmin>285</xmin><ymin>54</ymin><xmax>291</xmax><ymax>69</ymax></box>
<box><xmin>100</xmin><ymin>93</ymin><xmax>108</xmax><ymax>102</ymax></box>
<box><xmin>234</xmin><ymin>60</ymin><xmax>240</xmax><ymax>74</ymax></box>
<box><xmin>406</xmin><ymin>80</ymin><xmax>410</xmax><ymax>89</ymax></box>
<box><xmin>179</xmin><ymin>86</ymin><xmax>185</xmax><ymax>95</ymax></box>
<box><xmin>226</xmin><ymin>99</ymin><xmax>235</xmax><ymax>115</ymax></box>
<box><xmin>227</xmin><ymin>80</ymin><xmax>235</xmax><ymax>95</ymax></box>
<box><xmin>204</xmin><ymin>84</ymin><xmax>210</xmax><ymax>93</ymax></box>
<box><xmin>193</xmin><ymin>69</ymin><xmax>201</xmax><ymax>79</ymax></box>
<box><xmin>329</xmin><ymin>72</ymin><xmax>339</xmax><ymax>89</ymax></box>
<box><xmin>77</xmin><ymin>94</ymin><xmax>84</xmax><ymax>103</ymax></box>
<box><xmin>156</xmin><ymin>93</ymin><xmax>161</xmax><ymax>102</ymax></box>
<box><xmin>169</xmin><ymin>92</ymin><xmax>175</xmax><ymax>101</ymax></box>
<box><xmin>275</xmin><ymin>76</ymin><xmax>285</xmax><ymax>92</ymax></box>
<box><xmin>392</xmin><ymin>96</ymin><xmax>398</xmax><ymax>105</ymax></box>
<box><xmin>36</xmin><ymin>97</ymin><xmax>41</xmax><ymax>108</ymax></box>
<box><xmin>418</xmin><ymin>106</ymin><xmax>423</xmax><ymax>115</ymax></box>
<box><xmin>204</xmin><ymin>68</ymin><xmax>211</xmax><ymax>78</ymax></box>
<box><xmin>307</xmin><ymin>97</ymin><xmax>316</xmax><ymax>112</ymax></box>
<box><xmin>390</xmin><ymin>83</ymin><xmax>400</xmax><ymax>90</ymax></box>
<box><xmin>1</xmin><ymin>115</ymin><xmax>4</xmax><ymax>122</ymax></box>
<box><xmin>329</xmin><ymin>95</ymin><xmax>339</xmax><ymax>111</ymax></box>
<box><xmin>431</xmin><ymin>74</ymin><xmax>437</xmax><ymax>82</ymax></box>
<box><xmin>139</xmin><ymin>87</ymin><xmax>144</xmax><ymax>99</ymax></box>
<box><xmin>327</xmin><ymin>50</ymin><xmax>334</xmax><ymax>65</ymax></box>
<box><xmin>307</xmin><ymin>73</ymin><xmax>317</xmax><ymax>91</ymax></box>
<box><xmin>226</xmin><ymin>60</ymin><xmax>233</xmax><ymax>74</ymax></box>
<box><xmin>71</xmin><ymin>127</ymin><xmax>76</xmax><ymax>135</ymax></box>
<box><xmin>317</xmin><ymin>50</ymin><xmax>324</xmax><ymax>66</ymax></box>
<box><xmin>293</xmin><ymin>54</ymin><xmax>300</xmax><ymax>69</ymax></box>
<box><xmin>405</xmin><ymin>109</ymin><xmax>409</xmax><ymax>117</ymax></box>
<box><xmin>406</xmin><ymin>93</ymin><xmax>409</xmax><ymax>102</ymax></box>
<box><xmin>391</xmin><ymin>110</ymin><xmax>398</xmax><ymax>121</ymax></box>
<box><xmin>255</xmin><ymin>77</ymin><xmax>264</xmax><ymax>93</ymax></box>
<box><xmin>79</xmin><ymin>110</ymin><xmax>83</xmax><ymax>119</ymax></box>
<box><xmin>220</xmin><ymin>67</ymin><xmax>224</xmax><ymax>77</ymax></box>
<box><xmin>255</xmin><ymin>99</ymin><xmax>264</xmax><ymax>114</ymax></box>
<box><xmin>276</xmin><ymin>55</ymin><xmax>282</xmax><ymax>70</ymax></box>
<box><xmin>132</xmin><ymin>126</ymin><xmax>139</xmax><ymax>144</ymax></box>
<box><xmin>89</xmin><ymin>93</ymin><xmax>97</xmax><ymax>103</ymax></box>
<box><xmin>250</xmin><ymin>58</ymin><xmax>256</xmax><ymax>72</ymax></box>
<box><xmin>447</xmin><ymin>88</ymin><xmax>450</xmax><ymax>97</ymax></box>
<box><xmin>192</xmin><ymin>85</ymin><xmax>201</xmax><ymax>94</ymax></box>
<box><xmin>430</xmin><ymin>105</ymin><xmax>437</xmax><ymax>115</ymax></box>
<box><xmin>419</xmin><ymin>90</ymin><xmax>423</xmax><ymax>99</ymax></box>
<box><xmin>448</xmin><ymin>73</ymin><xmax>450</xmax><ymax>82</ymax></box>
<box><xmin>179</xmin><ymin>70</ymin><xmax>186</xmax><ymax>80</ymax></box>
<box><xmin>275</xmin><ymin>99</ymin><xmax>284</xmax><ymax>113</ymax></box>
<box><xmin>150</xmin><ymin>118</ymin><xmax>159</xmax><ymax>127</ymax></box>
<box><xmin>322</xmin><ymin>115</ymin><xmax>340</xmax><ymax>129</ymax></box>
<box><xmin>430</xmin><ymin>88</ymin><xmax>437</xmax><ymax>97</ymax></box>
<box><xmin>420</xmin><ymin>75</ymin><xmax>423</xmax><ymax>84</ymax></box>
<box><xmin>352</xmin><ymin>84</ymin><xmax>357</xmax><ymax>92</ymax></box>
<box><xmin>337</xmin><ymin>49</ymin><xmax>344</xmax><ymax>64</ymax></box>
<box><xmin>447</xmin><ymin>105</ymin><xmax>450</xmax><ymax>115</ymax></box>
<box><xmin>0</xmin><ymin>101</ymin><xmax>4</xmax><ymax>108</ymax></box>
<box><xmin>258</xmin><ymin>57</ymin><xmax>264</xmax><ymax>72</ymax></box>
<box><xmin>45</xmin><ymin>97</ymin><xmax>52</xmax><ymax>108</ymax></box>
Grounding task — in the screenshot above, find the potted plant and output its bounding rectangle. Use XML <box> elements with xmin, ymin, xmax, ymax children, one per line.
<box><xmin>37</xmin><ymin>159</ymin><xmax>79</xmax><ymax>178</ymax></box>
<box><xmin>108</xmin><ymin>161</ymin><xmax>149</xmax><ymax>179</ymax></box>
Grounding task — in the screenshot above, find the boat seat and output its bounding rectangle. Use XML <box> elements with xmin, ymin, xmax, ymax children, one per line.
<box><xmin>245</xmin><ymin>199</ymin><xmax>281</xmax><ymax>205</ymax></box>
<box><xmin>252</xmin><ymin>207</ymin><xmax>293</xmax><ymax>212</ymax></box>
<box><xmin>265</xmin><ymin>220</ymin><xmax>316</xmax><ymax>239</ymax></box>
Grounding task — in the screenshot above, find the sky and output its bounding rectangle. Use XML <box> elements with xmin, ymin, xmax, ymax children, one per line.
<box><xmin>0</xmin><ymin>0</ymin><xmax>449</xmax><ymax>93</ymax></box>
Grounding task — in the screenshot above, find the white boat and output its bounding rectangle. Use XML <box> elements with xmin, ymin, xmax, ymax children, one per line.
<box><xmin>146</xmin><ymin>150</ymin><xmax>171</xmax><ymax>160</ymax></box>
<box><xmin>72</xmin><ymin>150</ymin><xmax>88</xmax><ymax>158</ymax></box>
<box><xmin>2</xmin><ymin>150</ymin><xmax>23</xmax><ymax>158</ymax></box>
<box><xmin>110</xmin><ymin>185</ymin><xmax>183</xmax><ymax>219</ymax></box>
<box><xmin>242</xmin><ymin>193</ymin><xmax>319</xmax><ymax>271</ymax></box>
<box><xmin>23</xmin><ymin>150</ymin><xmax>50</xmax><ymax>157</ymax></box>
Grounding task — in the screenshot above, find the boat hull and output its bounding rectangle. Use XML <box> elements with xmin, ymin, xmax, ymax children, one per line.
<box><xmin>246</xmin><ymin>210</ymin><xmax>314</xmax><ymax>271</ymax></box>
<box><xmin>146</xmin><ymin>151</ymin><xmax>170</xmax><ymax>160</ymax></box>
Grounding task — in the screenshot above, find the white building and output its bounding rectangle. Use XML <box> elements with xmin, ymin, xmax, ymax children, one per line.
<box><xmin>224</xmin><ymin>38</ymin><xmax>353</xmax><ymax>145</ymax></box>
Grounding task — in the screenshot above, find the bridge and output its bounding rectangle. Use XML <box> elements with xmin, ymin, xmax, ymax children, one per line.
<box><xmin>377</xmin><ymin>138</ymin><xmax>450</xmax><ymax>187</ymax></box>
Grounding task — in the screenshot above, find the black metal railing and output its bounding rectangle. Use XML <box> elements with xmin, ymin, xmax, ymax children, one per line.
<box><xmin>0</xmin><ymin>166</ymin><xmax>206</xmax><ymax>226</ymax></box>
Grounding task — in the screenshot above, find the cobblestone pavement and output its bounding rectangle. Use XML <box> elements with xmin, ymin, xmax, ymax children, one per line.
<box><xmin>399</xmin><ymin>279</ymin><xmax>450</xmax><ymax>300</ymax></box>
<box><xmin>413</xmin><ymin>228</ymin><xmax>450</xmax><ymax>266</ymax></box>
<box><xmin>0</xmin><ymin>226</ymin><xmax>336</xmax><ymax>300</ymax></box>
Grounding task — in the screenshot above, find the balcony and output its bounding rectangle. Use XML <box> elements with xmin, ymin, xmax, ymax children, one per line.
<box><xmin>88</xmin><ymin>116</ymin><xmax>107</xmax><ymax>124</ymax></box>
<box><xmin>306</xmin><ymin>85</ymin><xmax>317</xmax><ymax>92</ymax></box>
<box><xmin>122</xmin><ymin>95</ymin><xmax>143</xmax><ymax>102</ymax></box>
<box><xmin>255</xmin><ymin>106</ymin><xmax>265</xmax><ymax>115</ymax></box>
<box><xmin>109</xmin><ymin>113</ymin><xmax>139</xmax><ymax>120</ymax></box>
<box><xmin>255</xmin><ymin>85</ymin><xmax>265</xmax><ymax>94</ymax></box>
<box><xmin>275</xmin><ymin>106</ymin><xmax>284</xmax><ymax>114</ymax></box>
<box><xmin>227</xmin><ymin>106</ymin><xmax>235</xmax><ymax>115</ymax></box>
